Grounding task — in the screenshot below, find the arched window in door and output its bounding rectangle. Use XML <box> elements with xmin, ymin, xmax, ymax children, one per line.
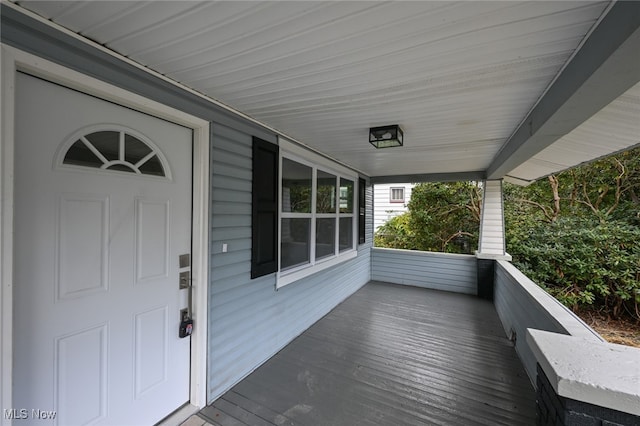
<box><xmin>58</xmin><ymin>126</ymin><xmax>170</xmax><ymax>178</ymax></box>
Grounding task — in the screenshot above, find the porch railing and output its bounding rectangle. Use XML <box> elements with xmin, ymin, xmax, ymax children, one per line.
<box><xmin>494</xmin><ymin>259</ymin><xmax>604</xmax><ymax>381</ymax></box>
<box><xmin>371</xmin><ymin>247</ymin><xmax>640</xmax><ymax>424</ymax></box>
<box><xmin>371</xmin><ymin>247</ymin><xmax>476</xmax><ymax>295</ymax></box>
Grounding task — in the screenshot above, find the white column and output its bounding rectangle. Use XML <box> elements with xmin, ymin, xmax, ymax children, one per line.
<box><xmin>477</xmin><ymin>180</ymin><xmax>511</xmax><ymax>260</ymax></box>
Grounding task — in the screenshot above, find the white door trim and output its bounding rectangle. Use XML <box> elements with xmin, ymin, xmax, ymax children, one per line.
<box><xmin>0</xmin><ymin>44</ymin><xmax>210</xmax><ymax>423</ymax></box>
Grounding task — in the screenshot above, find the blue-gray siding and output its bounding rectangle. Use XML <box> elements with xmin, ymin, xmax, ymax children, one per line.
<box><xmin>208</xmin><ymin>124</ymin><xmax>373</xmax><ymax>401</ymax></box>
<box><xmin>371</xmin><ymin>248</ymin><xmax>477</xmax><ymax>295</ymax></box>
<box><xmin>494</xmin><ymin>260</ymin><xmax>603</xmax><ymax>384</ymax></box>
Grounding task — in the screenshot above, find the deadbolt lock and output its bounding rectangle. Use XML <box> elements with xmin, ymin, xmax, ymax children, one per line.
<box><xmin>179</xmin><ymin>271</ymin><xmax>190</xmax><ymax>289</ymax></box>
<box><xmin>179</xmin><ymin>254</ymin><xmax>191</xmax><ymax>268</ymax></box>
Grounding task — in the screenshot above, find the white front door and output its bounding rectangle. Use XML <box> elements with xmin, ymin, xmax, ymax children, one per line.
<box><xmin>13</xmin><ymin>73</ymin><xmax>192</xmax><ymax>425</ymax></box>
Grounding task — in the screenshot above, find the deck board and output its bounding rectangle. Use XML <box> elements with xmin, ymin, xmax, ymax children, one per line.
<box><xmin>200</xmin><ymin>281</ymin><xmax>536</xmax><ymax>425</ymax></box>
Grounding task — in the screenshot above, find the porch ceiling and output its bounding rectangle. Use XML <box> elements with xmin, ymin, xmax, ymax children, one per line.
<box><xmin>12</xmin><ymin>1</ymin><xmax>640</xmax><ymax>183</ymax></box>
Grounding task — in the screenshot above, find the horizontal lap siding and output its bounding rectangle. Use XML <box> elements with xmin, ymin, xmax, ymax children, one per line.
<box><xmin>208</xmin><ymin>124</ymin><xmax>372</xmax><ymax>401</ymax></box>
<box><xmin>371</xmin><ymin>248</ymin><xmax>476</xmax><ymax>295</ymax></box>
<box><xmin>494</xmin><ymin>261</ymin><xmax>602</xmax><ymax>385</ymax></box>
<box><xmin>373</xmin><ymin>183</ymin><xmax>413</xmax><ymax>231</ymax></box>
<box><xmin>494</xmin><ymin>265</ymin><xmax>560</xmax><ymax>384</ymax></box>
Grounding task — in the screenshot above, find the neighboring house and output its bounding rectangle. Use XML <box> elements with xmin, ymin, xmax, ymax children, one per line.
<box><xmin>1</xmin><ymin>2</ymin><xmax>639</xmax><ymax>425</ymax></box>
<box><xmin>373</xmin><ymin>183</ymin><xmax>415</xmax><ymax>231</ymax></box>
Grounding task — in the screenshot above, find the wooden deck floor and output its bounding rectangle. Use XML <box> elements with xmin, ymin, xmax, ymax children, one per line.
<box><xmin>198</xmin><ymin>281</ymin><xmax>536</xmax><ymax>425</ymax></box>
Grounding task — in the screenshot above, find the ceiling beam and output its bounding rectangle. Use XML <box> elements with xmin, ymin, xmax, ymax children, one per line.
<box><xmin>487</xmin><ymin>1</ymin><xmax>640</xmax><ymax>180</ymax></box>
<box><xmin>370</xmin><ymin>171</ymin><xmax>486</xmax><ymax>184</ymax></box>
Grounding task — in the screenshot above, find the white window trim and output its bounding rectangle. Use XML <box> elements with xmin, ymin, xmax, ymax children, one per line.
<box><xmin>277</xmin><ymin>138</ymin><xmax>358</xmax><ymax>289</ymax></box>
<box><xmin>390</xmin><ymin>186</ymin><xmax>405</xmax><ymax>203</ymax></box>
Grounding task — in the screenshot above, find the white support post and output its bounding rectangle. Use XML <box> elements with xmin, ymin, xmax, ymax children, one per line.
<box><xmin>477</xmin><ymin>180</ymin><xmax>511</xmax><ymax>261</ymax></box>
<box><xmin>476</xmin><ymin>180</ymin><xmax>510</xmax><ymax>300</ymax></box>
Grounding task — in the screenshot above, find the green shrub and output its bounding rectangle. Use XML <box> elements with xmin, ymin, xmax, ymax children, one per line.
<box><xmin>374</xmin><ymin>213</ymin><xmax>414</xmax><ymax>250</ymax></box>
<box><xmin>508</xmin><ymin>217</ymin><xmax>640</xmax><ymax>320</ymax></box>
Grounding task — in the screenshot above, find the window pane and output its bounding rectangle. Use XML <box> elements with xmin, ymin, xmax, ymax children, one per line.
<box><xmin>106</xmin><ymin>164</ymin><xmax>135</xmax><ymax>173</ymax></box>
<box><xmin>339</xmin><ymin>178</ymin><xmax>354</xmax><ymax>213</ymax></box>
<box><xmin>138</xmin><ymin>154</ymin><xmax>165</xmax><ymax>176</ymax></box>
<box><xmin>281</xmin><ymin>218</ymin><xmax>310</xmax><ymax>269</ymax></box>
<box><xmin>64</xmin><ymin>140</ymin><xmax>104</xmax><ymax>168</ymax></box>
<box><xmin>85</xmin><ymin>131</ymin><xmax>120</xmax><ymax>161</ymax></box>
<box><xmin>339</xmin><ymin>217</ymin><xmax>353</xmax><ymax>252</ymax></box>
<box><xmin>124</xmin><ymin>134</ymin><xmax>152</xmax><ymax>164</ymax></box>
<box><xmin>316</xmin><ymin>170</ymin><xmax>336</xmax><ymax>214</ymax></box>
<box><xmin>316</xmin><ymin>218</ymin><xmax>336</xmax><ymax>260</ymax></box>
<box><xmin>282</xmin><ymin>158</ymin><xmax>312</xmax><ymax>213</ymax></box>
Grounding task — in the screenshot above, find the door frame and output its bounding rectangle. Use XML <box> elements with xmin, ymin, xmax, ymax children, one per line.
<box><xmin>1</xmin><ymin>44</ymin><xmax>210</xmax><ymax>420</ymax></box>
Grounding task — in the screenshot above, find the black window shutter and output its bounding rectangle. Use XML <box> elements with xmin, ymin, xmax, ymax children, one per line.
<box><xmin>251</xmin><ymin>137</ymin><xmax>279</xmax><ymax>278</ymax></box>
<box><xmin>358</xmin><ymin>178</ymin><xmax>366</xmax><ymax>244</ymax></box>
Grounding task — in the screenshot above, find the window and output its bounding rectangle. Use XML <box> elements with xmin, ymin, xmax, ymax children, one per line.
<box><xmin>338</xmin><ymin>178</ymin><xmax>354</xmax><ymax>252</ymax></box>
<box><xmin>251</xmin><ymin>137</ymin><xmax>360</xmax><ymax>287</ymax></box>
<box><xmin>390</xmin><ymin>187</ymin><xmax>405</xmax><ymax>203</ymax></box>
<box><xmin>61</xmin><ymin>128</ymin><xmax>167</xmax><ymax>177</ymax></box>
<box><xmin>281</xmin><ymin>158</ymin><xmax>313</xmax><ymax>269</ymax></box>
<box><xmin>279</xmin><ymin>152</ymin><xmax>357</xmax><ymax>287</ymax></box>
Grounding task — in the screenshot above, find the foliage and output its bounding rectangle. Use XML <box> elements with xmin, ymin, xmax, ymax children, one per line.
<box><xmin>508</xmin><ymin>217</ymin><xmax>640</xmax><ymax>320</ymax></box>
<box><xmin>374</xmin><ymin>213</ymin><xmax>414</xmax><ymax>249</ymax></box>
<box><xmin>374</xmin><ymin>145</ymin><xmax>640</xmax><ymax>321</ymax></box>
<box><xmin>375</xmin><ymin>181</ymin><xmax>481</xmax><ymax>253</ymax></box>
<box><xmin>505</xmin><ymin>146</ymin><xmax>640</xmax><ymax>321</ymax></box>
<box><xmin>566</xmin><ymin>150</ymin><xmax>640</xmax><ymax>223</ymax></box>
<box><xmin>504</xmin><ymin>148</ymin><xmax>640</xmax><ymax>225</ymax></box>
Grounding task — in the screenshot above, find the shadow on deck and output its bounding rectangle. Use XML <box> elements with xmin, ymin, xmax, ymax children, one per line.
<box><xmin>198</xmin><ymin>281</ymin><xmax>536</xmax><ymax>425</ymax></box>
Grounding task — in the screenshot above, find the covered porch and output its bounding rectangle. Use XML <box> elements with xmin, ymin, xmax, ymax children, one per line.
<box><xmin>2</xmin><ymin>2</ymin><xmax>639</xmax><ymax>426</ymax></box>
<box><xmin>196</xmin><ymin>281</ymin><xmax>535</xmax><ymax>426</ymax></box>
<box><xmin>185</xmin><ymin>247</ymin><xmax>638</xmax><ymax>426</ymax></box>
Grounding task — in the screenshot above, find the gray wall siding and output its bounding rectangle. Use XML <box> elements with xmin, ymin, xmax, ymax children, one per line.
<box><xmin>371</xmin><ymin>248</ymin><xmax>477</xmax><ymax>295</ymax></box>
<box><xmin>208</xmin><ymin>124</ymin><xmax>372</xmax><ymax>401</ymax></box>
<box><xmin>494</xmin><ymin>260</ymin><xmax>603</xmax><ymax>384</ymax></box>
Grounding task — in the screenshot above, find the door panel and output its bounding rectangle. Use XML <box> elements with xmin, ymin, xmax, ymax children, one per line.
<box><xmin>135</xmin><ymin>198</ymin><xmax>170</xmax><ymax>283</ymax></box>
<box><xmin>14</xmin><ymin>72</ymin><xmax>192</xmax><ymax>425</ymax></box>
<box><xmin>55</xmin><ymin>324</ymin><xmax>108</xmax><ymax>425</ymax></box>
<box><xmin>57</xmin><ymin>194</ymin><xmax>110</xmax><ymax>300</ymax></box>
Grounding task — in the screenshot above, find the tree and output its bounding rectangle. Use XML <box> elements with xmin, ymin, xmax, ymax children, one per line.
<box><xmin>505</xmin><ymin>148</ymin><xmax>640</xmax><ymax>225</ymax></box>
<box><xmin>375</xmin><ymin>181</ymin><xmax>481</xmax><ymax>254</ymax></box>
<box><xmin>374</xmin><ymin>146</ymin><xmax>640</xmax><ymax>321</ymax></box>
<box><xmin>566</xmin><ymin>150</ymin><xmax>640</xmax><ymax>223</ymax></box>
<box><xmin>374</xmin><ymin>212</ymin><xmax>414</xmax><ymax>249</ymax></box>
<box><xmin>505</xmin><ymin>146</ymin><xmax>640</xmax><ymax>321</ymax></box>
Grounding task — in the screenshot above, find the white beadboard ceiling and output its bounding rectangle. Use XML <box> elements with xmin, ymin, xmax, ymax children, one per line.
<box><xmin>13</xmin><ymin>1</ymin><xmax>639</xmax><ymax>183</ymax></box>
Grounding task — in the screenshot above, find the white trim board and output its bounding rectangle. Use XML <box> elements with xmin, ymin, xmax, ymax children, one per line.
<box><xmin>0</xmin><ymin>44</ymin><xmax>210</xmax><ymax>424</ymax></box>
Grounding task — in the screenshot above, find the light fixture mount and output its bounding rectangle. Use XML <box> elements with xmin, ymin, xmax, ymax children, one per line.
<box><xmin>369</xmin><ymin>125</ymin><xmax>403</xmax><ymax>149</ymax></box>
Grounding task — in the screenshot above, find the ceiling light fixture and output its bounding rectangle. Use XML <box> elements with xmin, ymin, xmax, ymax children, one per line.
<box><xmin>369</xmin><ymin>125</ymin><xmax>403</xmax><ymax>149</ymax></box>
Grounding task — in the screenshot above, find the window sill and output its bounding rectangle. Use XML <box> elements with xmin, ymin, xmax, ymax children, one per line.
<box><xmin>276</xmin><ymin>250</ymin><xmax>357</xmax><ymax>289</ymax></box>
